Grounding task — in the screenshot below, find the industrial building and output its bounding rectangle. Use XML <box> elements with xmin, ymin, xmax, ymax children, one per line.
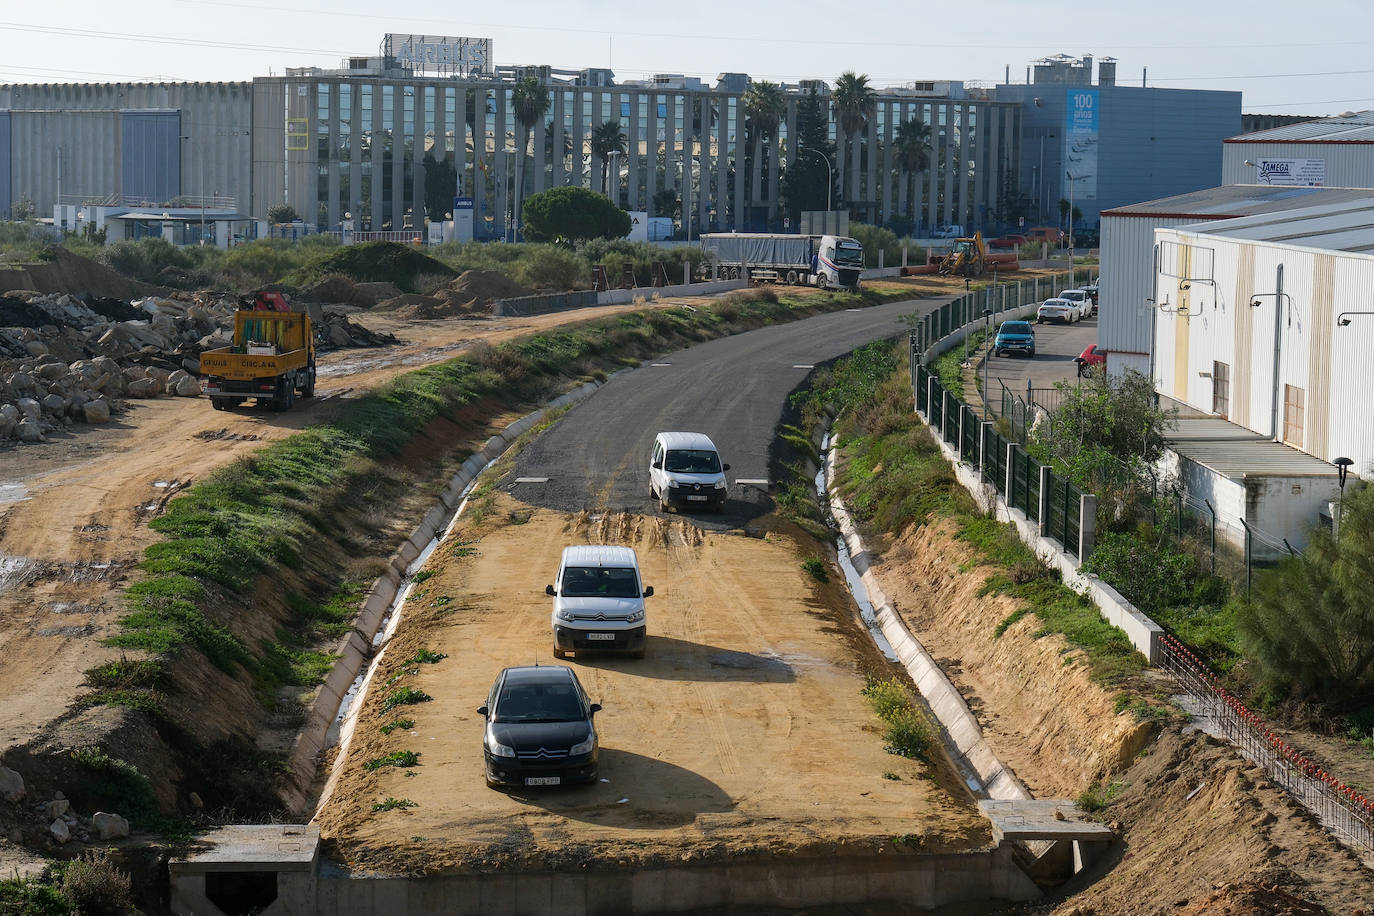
<box><xmin>994</xmin><ymin>54</ymin><xmax>1241</xmax><ymax>234</ymax></box>
<box><xmin>1222</xmin><ymin>110</ymin><xmax>1374</xmax><ymax>187</ymax></box>
<box><xmin>0</xmin><ymin>35</ymin><xmax>1022</xmax><ymax>242</ymax></box>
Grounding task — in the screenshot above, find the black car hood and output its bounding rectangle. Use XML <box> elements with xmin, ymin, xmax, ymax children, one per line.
<box><xmin>491</xmin><ymin>720</ymin><xmax>591</xmax><ymax>751</ymax></box>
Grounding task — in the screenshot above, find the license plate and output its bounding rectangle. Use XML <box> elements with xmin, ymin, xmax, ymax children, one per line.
<box><xmin>687</xmin><ymin>495</ymin><xmax>708</xmax><ymax>501</ymax></box>
<box><xmin>587</xmin><ymin>633</ymin><xmax>616</xmax><ymax>641</ymax></box>
<box><xmin>525</xmin><ymin>776</ymin><xmax>561</xmax><ymax>786</ymax></box>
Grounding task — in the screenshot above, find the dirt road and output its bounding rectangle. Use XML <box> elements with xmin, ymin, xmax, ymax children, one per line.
<box><xmin>315</xmin><ymin>495</ymin><xmax>987</xmax><ymax>875</ymax></box>
<box><xmin>0</xmin><ymin>296</ymin><xmax>757</xmax><ymax>753</ymax></box>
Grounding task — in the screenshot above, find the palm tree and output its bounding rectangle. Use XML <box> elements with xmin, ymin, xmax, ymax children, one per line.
<box><xmin>893</xmin><ymin>117</ymin><xmax>932</xmax><ymax>228</ymax></box>
<box><xmin>832</xmin><ymin>72</ymin><xmax>876</xmax><ymax>208</ymax></box>
<box><xmin>510</xmin><ymin>76</ymin><xmax>551</xmax><ymax>238</ymax></box>
<box><xmin>743</xmin><ymin>80</ymin><xmax>786</xmax><ymax>223</ymax></box>
<box><xmin>589</xmin><ymin>120</ymin><xmax>627</xmax><ymax>199</ymax></box>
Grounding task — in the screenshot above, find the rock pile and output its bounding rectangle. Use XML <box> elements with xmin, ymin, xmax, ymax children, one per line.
<box><xmin>0</xmin><ymin>765</ymin><xmax>131</xmax><ymax>850</ymax></box>
<box><xmin>0</xmin><ymin>290</ymin><xmax>396</xmax><ymax>445</ymax></box>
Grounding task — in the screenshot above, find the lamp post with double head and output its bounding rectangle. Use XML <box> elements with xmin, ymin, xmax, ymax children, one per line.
<box><xmin>1335</xmin><ymin>456</ymin><xmax>1354</xmax><ymax>543</ymax></box>
<box><xmin>799</xmin><ymin>146</ymin><xmax>834</xmax><ymax>215</ymax></box>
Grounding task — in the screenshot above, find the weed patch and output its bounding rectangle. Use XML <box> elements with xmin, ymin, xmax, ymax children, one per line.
<box><xmin>380</xmin><ymin>718</ymin><xmax>415</xmax><ymax>735</ymax></box>
<box><xmin>801</xmin><ymin>558</ymin><xmax>829</xmax><ymax>583</ymax></box>
<box><xmin>364</xmin><ymin>750</ymin><xmax>421</xmax><ymax>771</ymax></box>
<box><xmin>382</xmin><ymin>687</ymin><xmax>432</xmax><ymax>712</ymax></box>
<box><xmin>372</xmin><ymin>797</ymin><xmax>419</xmax><ymax>812</ymax></box>
<box><xmin>862</xmin><ymin>678</ymin><xmax>937</xmax><ymax>762</ymax></box>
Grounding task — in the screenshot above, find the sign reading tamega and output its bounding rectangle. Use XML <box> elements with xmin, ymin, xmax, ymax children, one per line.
<box><xmin>1254</xmin><ymin>158</ymin><xmax>1325</xmax><ymax>187</ymax></box>
<box><xmin>384</xmin><ymin>34</ymin><xmax>491</xmax><ymax>76</ymax></box>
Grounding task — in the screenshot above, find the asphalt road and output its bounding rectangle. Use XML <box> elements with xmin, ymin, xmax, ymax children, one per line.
<box><xmin>503</xmin><ymin>296</ymin><xmax>951</xmax><ymax>527</ymax></box>
<box><xmin>985</xmin><ymin>312</ymin><xmax>1100</xmax><ymax>408</ymax></box>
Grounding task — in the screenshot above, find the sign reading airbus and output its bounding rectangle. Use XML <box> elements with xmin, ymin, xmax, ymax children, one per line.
<box><xmin>1253</xmin><ymin>158</ymin><xmax>1325</xmax><ymax>187</ymax></box>
<box><xmin>384</xmin><ymin>34</ymin><xmax>491</xmax><ymax>77</ymax></box>
<box><xmin>1064</xmin><ymin>89</ymin><xmax>1100</xmax><ymax>201</ymax></box>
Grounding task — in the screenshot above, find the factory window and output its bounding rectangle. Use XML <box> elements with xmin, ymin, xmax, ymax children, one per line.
<box><xmin>1212</xmin><ymin>361</ymin><xmax>1230</xmax><ymax>419</ymax></box>
<box><xmin>1283</xmin><ymin>384</ymin><xmax>1305</xmax><ymax>448</ymax></box>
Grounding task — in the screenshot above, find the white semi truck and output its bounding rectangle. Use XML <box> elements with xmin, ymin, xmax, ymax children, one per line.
<box><xmin>700</xmin><ymin>233</ymin><xmax>864</xmax><ymax>290</ymax></box>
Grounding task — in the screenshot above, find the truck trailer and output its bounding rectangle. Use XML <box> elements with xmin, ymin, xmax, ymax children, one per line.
<box><xmin>699</xmin><ymin>233</ymin><xmax>864</xmax><ymax>290</ymax></box>
<box><xmin>199</xmin><ymin>292</ymin><xmax>316</xmax><ymax>412</ymax></box>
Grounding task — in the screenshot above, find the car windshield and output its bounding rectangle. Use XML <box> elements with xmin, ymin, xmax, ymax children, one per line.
<box><xmin>495</xmin><ymin>680</ymin><xmax>585</xmax><ymax>723</ymax></box>
<box><xmin>665</xmin><ymin>448</ymin><xmax>721</xmax><ymax>474</ymax></box>
<box><xmin>560</xmin><ymin>566</ymin><xmax>641</xmax><ymax>598</ymax></box>
<box><xmin>834</xmin><ymin>240</ymin><xmax>864</xmax><ymax>266</ymax></box>
<box><xmin>1000</xmin><ymin>322</ymin><xmax>1031</xmax><ymax>334</ymax></box>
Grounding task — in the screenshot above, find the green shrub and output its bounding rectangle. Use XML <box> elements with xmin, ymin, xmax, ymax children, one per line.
<box><xmin>57</xmin><ymin>849</ymin><xmax>134</xmax><ymax>916</ymax></box>
<box><xmin>363</xmin><ymin>750</ymin><xmax>421</xmax><ymax>771</ymax></box>
<box><xmin>69</xmin><ymin>748</ymin><xmax>160</xmax><ymax>828</ymax></box>
<box><xmin>380</xmin><ymin>718</ymin><xmax>415</xmax><ymax>735</ymax></box>
<box><xmin>371</xmin><ymin>797</ymin><xmax>418</xmax><ymax>812</ymax></box>
<box><xmin>83</xmin><ymin>657</ymin><xmax>169</xmax><ymax>691</ymax></box>
<box><xmin>382</xmin><ymin>687</ymin><xmax>432</xmax><ymax>711</ymax></box>
<box><xmin>862</xmin><ymin>678</ymin><xmax>937</xmax><ymax>761</ymax></box>
<box><xmin>0</xmin><ymin>872</ymin><xmax>67</xmax><ymax>915</ymax></box>
<box><xmin>801</xmin><ymin>558</ymin><xmax>829</xmax><ymax>583</ymax></box>
<box><xmin>1081</xmin><ymin>531</ymin><xmax>1195</xmax><ymax>617</ymax></box>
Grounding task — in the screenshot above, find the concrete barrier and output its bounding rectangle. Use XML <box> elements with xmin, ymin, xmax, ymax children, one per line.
<box><xmin>596</xmin><ymin>278</ymin><xmax>744</xmax><ymax>305</ymax></box>
<box><xmin>826</xmin><ymin>451</ymin><xmax>1031</xmax><ymax>802</ymax></box>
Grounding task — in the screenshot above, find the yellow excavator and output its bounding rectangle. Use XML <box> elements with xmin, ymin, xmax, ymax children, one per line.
<box><xmin>937</xmin><ymin>232</ymin><xmax>988</xmax><ymax>277</ymax></box>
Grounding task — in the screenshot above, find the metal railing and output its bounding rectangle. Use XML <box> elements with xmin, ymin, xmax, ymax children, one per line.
<box><xmin>1160</xmin><ymin>635</ymin><xmax>1374</xmax><ymax>857</ymax></box>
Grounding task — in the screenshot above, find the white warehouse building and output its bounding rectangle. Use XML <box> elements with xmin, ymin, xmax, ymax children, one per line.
<box><xmin>1150</xmin><ymin>199</ymin><xmax>1374</xmax><ymax>543</ymax></box>
<box><xmin>1222</xmin><ymin>111</ymin><xmax>1374</xmax><ymax>188</ymax></box>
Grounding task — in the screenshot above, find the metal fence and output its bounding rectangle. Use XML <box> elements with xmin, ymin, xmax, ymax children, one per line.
<box><xmin>1160</xmin><ymin>635</ymin><xmax>1374</xmax><ymax>857</ymax></box>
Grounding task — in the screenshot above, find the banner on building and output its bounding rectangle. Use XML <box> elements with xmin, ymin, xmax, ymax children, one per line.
<box><xmin>1064</xmin><ymin>88</ymin><xmax>1099</xmax><ymax>202</ymax></box>
<box><xmin>1253</xmin><ymin>158</ymin><xmax>1325</xmax><ymax>186</ymax></box>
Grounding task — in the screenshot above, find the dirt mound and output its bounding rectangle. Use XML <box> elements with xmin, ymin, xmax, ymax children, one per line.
<box><xmin>1172</xmin><ymin>881</ymin><xmax>1328</xmax><ymax>916</ymax></box>
<box><xmin>299</xmin><ymin>241</ymin><xmax>454</xmax><ymax>292</ymax></box>
<box><xmin>0</xmin><ymin>246</ymin><xmax>160</xmax><ymax>301</ymax></box>
<box><xmin>374</xmin><ymin>270</ymin><xmax>534</xmax><ymax>320</ymax></box>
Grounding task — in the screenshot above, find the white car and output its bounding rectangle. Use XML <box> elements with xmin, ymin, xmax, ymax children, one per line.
<box><xmin>547</xmin><ymin>545</ymin><xmax>652</xmax><ymax>659</ymax></box>
<box><xmin>1036</xmin><ymin>297</ymin><xmax>1081</xmax><ymax>324</ymax></box>
<box><xmin>1059</xmin><ymin>288</ymin><xmax>1093</xmax><ymax>318</ymax></box>
<box><xmin>650</xmin><ymin>431</ymin><xmax>729</xmax><ymax>513</ymax></box>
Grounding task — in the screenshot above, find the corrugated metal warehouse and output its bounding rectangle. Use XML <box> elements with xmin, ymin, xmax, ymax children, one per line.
<box><xmin>1222</xmin><ymin>110</ymin><xmax>1374</xmax><ymax>187</ymax></box>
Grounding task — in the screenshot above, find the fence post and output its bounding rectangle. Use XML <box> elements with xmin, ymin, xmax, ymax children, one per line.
<box><xmin>1241</xmin><ymin>519</ymin><xmax>1253</xmax><ymax>596</ymax></box>
<box><xmin>942</xmin><ymin>389</ymin><xmax>952</xmax><ymax>444</ymax></box>
<box><xmin>1176</xmin><ymin>490</ymin><xmax>1184</xmax><ymax>539</ymax></box>
<box><xmin>909</xmin><ymin>332</ymin><xmax>919</xmax><ymax>405</ymax></box>
<box><xmin>1005</xmin><ymin>441</ymin><xmax>1016</xmax><ymax>502</ymax></box>
<box><xmin>1205</xmin><ymin>498</ymin><xmax>1217</xmax><ymax>574</ymax></box>
<box><xmin>957</xmin><ymin>404</ymin><xmax>966</xmax><ymax>459</ymax></box>
<box><xmin>1038</xmin><ymin>465</ymin><xmax>1052</xmax><ymax>537</ymax></box>
<box><xmin>1080</xmin><ymin>493</ymin><xmax>1097</xmax><ymax>560</ymax></box>
<box><xmin>979</xmin><ymin>422</ymin><xmax>991</xmax><ymax>486</ymax></box>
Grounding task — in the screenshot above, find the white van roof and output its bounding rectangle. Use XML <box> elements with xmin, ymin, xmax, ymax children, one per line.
<box><xmin>561</xmin><ymin>545</ymin><xmax>639</xmax><ymax>569</ymax></box>
<box><xmin>656</xmin><ymin>431</ymin><xmax>718</xmax><ymax>451</ymax></box>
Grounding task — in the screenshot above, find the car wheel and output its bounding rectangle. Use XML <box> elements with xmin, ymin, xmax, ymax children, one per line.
<box><xmin>211</xmin><ymin>398</ymin><xmax>225</xmax><ymax>411</ymax></box>
<box><xmin>1028</xmin><ymin>349</ymin><xmax>1036</xmax><ymax>358</ymax></box>
<box><xmin>660</xmin><ymin>495</ymin><xmax>672</xmax><ymax>514</ymax></box>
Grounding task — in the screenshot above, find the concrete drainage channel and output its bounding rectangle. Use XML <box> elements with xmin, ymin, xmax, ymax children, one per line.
<box><xmin>168</xmin><ymin>381</ymin><xmax>1107</xmax><ymax>916</ymax></box>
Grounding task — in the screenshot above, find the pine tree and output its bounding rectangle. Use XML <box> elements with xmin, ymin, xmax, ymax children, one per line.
<box><xmin>779</xmin><ymin>87</ymin><xmax>836</xmax><ymax>225</ymax></box>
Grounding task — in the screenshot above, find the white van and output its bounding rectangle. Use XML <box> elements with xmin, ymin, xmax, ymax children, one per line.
<box><xmin>546</xmin><ymin>545</ymin><xmax>652</xmax><ymax>659</ymax></box>
<box><xmin>649</xmin><ymin>431</ymin><xmax>730</xmax><ymax>513</ymax></box>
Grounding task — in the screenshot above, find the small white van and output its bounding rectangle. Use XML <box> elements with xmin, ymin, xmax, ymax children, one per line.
<box><xmin>649</xmin><ymin>431</ymin><xmax>730</xmax><ymax>513</ymax></box>
<box><xmin>546</xmin><ymin>545</ymin><xmax>652</xmax><ymax>659</ymax></box>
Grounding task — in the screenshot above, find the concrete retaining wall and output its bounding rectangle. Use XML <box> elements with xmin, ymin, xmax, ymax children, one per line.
<box><xmin>826</xmin><ymin>451</ymin><xmax>1031</xmax><ymax>802</ymax></box>
<box><xmin>281</xmin><ymin>379</ymin><xmax>604</xmax><ymax>815</ymax></box>
<box><xmin>312</xmin><ymin>848</ymin><xmax>1040</xmax><ymax>914</ymax></box>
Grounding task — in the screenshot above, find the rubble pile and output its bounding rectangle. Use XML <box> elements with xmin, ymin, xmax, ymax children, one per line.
<box><xmin>0</xmin><ymin>290</ymin><xmax>397</xmax><ymax>445</ymax></box>
<box><xmin>0</xmin><ymin>765</ymin><xmax>131</xmax><ymax>851</ymax></box>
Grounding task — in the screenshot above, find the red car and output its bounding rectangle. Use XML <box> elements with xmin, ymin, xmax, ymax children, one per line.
<box><xmin>1076</xmin><ymin>344</ymin><xmax>1106</xmax><ymax>377</ymax></box>
<box><xmin>988</xmin><ymin>234</ymin><xmax>1027</xmax><ymax>250</ymax></box>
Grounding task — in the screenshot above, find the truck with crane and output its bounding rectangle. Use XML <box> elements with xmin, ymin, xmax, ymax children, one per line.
<box><xmin>198</xmin><ymin>291</ymin><xmax>316</xmax><ymax>412</ymax></box>
<box><xmin>699</xmin><ymin>233</ymin><xmax>864</xmax><ymax>290</ymax></box>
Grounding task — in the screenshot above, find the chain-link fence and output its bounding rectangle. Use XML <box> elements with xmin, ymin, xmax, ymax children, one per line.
<box><xmin>1160</xmin><ymin>635</ymin><xmax>1374</xmax><ymax>857</ymax></box>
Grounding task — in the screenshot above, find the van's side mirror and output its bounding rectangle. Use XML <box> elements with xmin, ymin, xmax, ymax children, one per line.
<box><xmin>477</xmin><ymin>706</ymin><xmax>489</xmax><ymax>718</ymax></box>
<box><xmin>722</xmin><ymin>463</ymin><xmax>731</xmax><ymax>472</ymax></box>
<box><xmin>589</xmin><ymin>703</ymin><xmax>602</xmax><ymax>715</ymax></box>
<box><xmin>545</xmin><ymin>584</ymin><xmax>556</xmax><ymax>597</ymax></box>
<box><xmin>652</xmin><ymin>459</ymin><xmax>663</xmax><ymax>469</ymax></box>
<box><xmin>642</xmin><ymin>585</ymin><xmax>654</xmax><ymax>598</ymax></box>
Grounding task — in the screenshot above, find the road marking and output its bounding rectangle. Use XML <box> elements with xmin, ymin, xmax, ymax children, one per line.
<box><xmin>735</xmin><ymin>478</ymin><xmax>769</xmax><ymax>486</ymax></box>
<box><xmin>512</xmin><ymin>477</ymin><xmax>549</xmax><ymax>484</ymax></box>
<box><xmin>846</xmin><ymin>308</ymin><xmax>863</xmax><ymax>312</ymax></box>
<box><xmin>650</xmin><ymin>362</ymin><xmax>672</xmax><ymax>367</ymax></box>
<box><xmin>791</xmin><ymin>364</ymin><xmax>814</xmax><ymax>369</ymax></box>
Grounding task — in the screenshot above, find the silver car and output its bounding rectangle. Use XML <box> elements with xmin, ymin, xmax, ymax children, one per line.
<box><xmin>1036</xmin><ymin>297</ymin><xmax>1081</xmax><ymax>324</ymax></box>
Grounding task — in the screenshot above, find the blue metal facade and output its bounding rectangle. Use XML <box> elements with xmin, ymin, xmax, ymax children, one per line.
<box><xmin>998</xmin><ymin>80</ymin><xmax>1240</xmax><ymax>229</ymax></box>
<box><xmin>0</xmin><ymin>112</ymin><xmax>10</xmax><ymax>218</ymax></box>
<box><xmin>120</xmin><ymin>111</ymin><xmax>181</xmax><ymax>206</ymax></box>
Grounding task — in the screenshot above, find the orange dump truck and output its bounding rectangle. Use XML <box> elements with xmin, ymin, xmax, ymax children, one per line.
<box><xmin>199</xmin><ymin>292</ymin><xmax>316</xmax><ymax>411</ymax></box>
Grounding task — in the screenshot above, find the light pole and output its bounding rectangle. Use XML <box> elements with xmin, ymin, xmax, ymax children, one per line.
<box><xmin>799</xmin><ymin>146</ymin><xmax>834</xmax><ymax>215</ymax></box>
<box><xmin>1335</xmin><ymin>456</ymin><xmax>1353</xmax><ymax>543</ymax></box>
<box><xmin>1065</xmin><ymin>170</ymin><xmax>1088</xmax><ymax>274</ymax></box>
<box><xmin>180</xmin><ymin>135</ymin><xmax>207</xmax><ymax>245</ymax></box>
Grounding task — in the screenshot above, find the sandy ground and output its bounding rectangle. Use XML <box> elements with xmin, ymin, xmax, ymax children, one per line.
<box><xmin>0</xmin><ymin>294</ymin><xmax>770</xmax><ymax>754</ymax></box>
<box><xmin>314</xmin><ymin>495</ymin><xmax>988</xmax><ymax>875</ymax></box>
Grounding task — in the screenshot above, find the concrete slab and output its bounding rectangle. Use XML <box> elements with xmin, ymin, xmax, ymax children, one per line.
<box><xmin>977</xmin><ymin>800</ymin><xmax>1115</xmax><ymax>844</ymax></box>
<box><xmin>172</xmin><ymin>824</ymin><xmax>320</xmax><ymax>872</ymax></box>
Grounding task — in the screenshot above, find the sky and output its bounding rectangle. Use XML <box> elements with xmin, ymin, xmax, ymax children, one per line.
<box><xmin>5</xmin><ymin>0</ymin><xmax>1374</xmax><ymax>116</ymax></box>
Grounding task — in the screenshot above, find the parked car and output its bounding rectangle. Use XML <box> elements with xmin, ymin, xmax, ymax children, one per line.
<box><xmin>988</xmin><ymin>234</ymin><xmax>1027</xmax><ymax>250</ymax></box>
<box><xmin>650</xmin><ymin>431</ymin><xmax>730</xmax><ymax>513</ymax></box>
<box><xmin>1058</xmin><ymin>288</ymin><xmax>1093</xmax><ymax>318</ymax></box>
<box><xmin>993</xmin><ymin>320</ymin><xmax>1036</xmax><ymax>357</ymax></box>
<box><xmin>1036</xmin><ymin>297</ymin><xmax>1081</xmax><ymax>324</ymax></box>
<box><xmin>1082</xmin><ymin>280</ymin><xmax>1100</xmax><ymax>306</ymax></box>
<box><xmin>1076</xmin><ymin>344</ymin><xmax>1106</xmax><ymax>376</ymax></box>
<box><xmin>478</xmin><ymin>665</ymin><xmax>601</xmax><ymax>789</ymax></box>
<box><xmin>1026</xmin><ymin>226</ymin><xmax>1065</xmax><ymax>246</ymax></box>
<box><xmin>547</xmin><ymin>545</ymin><xmax>652</xmax><ymax>659</ymax></box>
<box><xmin>932</xmin><ymin>224</ymin><xmax>966</xmax><ymax>239</ymax></box>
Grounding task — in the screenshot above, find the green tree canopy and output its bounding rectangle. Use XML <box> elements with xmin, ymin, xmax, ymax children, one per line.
<box><xmin>780</xmin><ymin>87</ymin><xmax>836</xmax><ymax>221</ymax></box>
<box><xmin>589</xmin><ymin>120</ymin><xmax>627</xmax><ymax>198</ymax></box>
<box><xmin>1238</xmin><ymin>480</ymin><xmax>1374</xmax><ymax>703</ymax></box>
<box><xmin>422</xmin><ymin>153</ymin><xmax>457</xmax><ymax>223</ymax></box>
<box><xmin>521</xmin><ymin>186</ymin><xmax>630</xmax><ymax>244</ymax></box>
<box><xmin>266</xmin><ymin>203</ymin><xmax>300</xmax><ymax>224</ymax></box>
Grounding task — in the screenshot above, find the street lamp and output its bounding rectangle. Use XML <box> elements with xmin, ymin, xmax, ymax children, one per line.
<box><xmin>180</xmin><ymin>135</ymin><xmax>207</xmax><ymax>246</ymax></box>
<box><xmin>799</xmin><ymin>146</ymin><xmax>834</xmax><ymax>214</ymax></box>
<box><xmin>1335</xmin><ymin>456</ymin><xmax>1354</xmax><ymax>542</ymax></box>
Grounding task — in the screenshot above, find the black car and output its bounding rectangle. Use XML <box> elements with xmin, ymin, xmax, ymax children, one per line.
<box><xmin>478</xmin><ymin>665</ymin><xmax>600</xmax><ymax>789</ymax></box>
